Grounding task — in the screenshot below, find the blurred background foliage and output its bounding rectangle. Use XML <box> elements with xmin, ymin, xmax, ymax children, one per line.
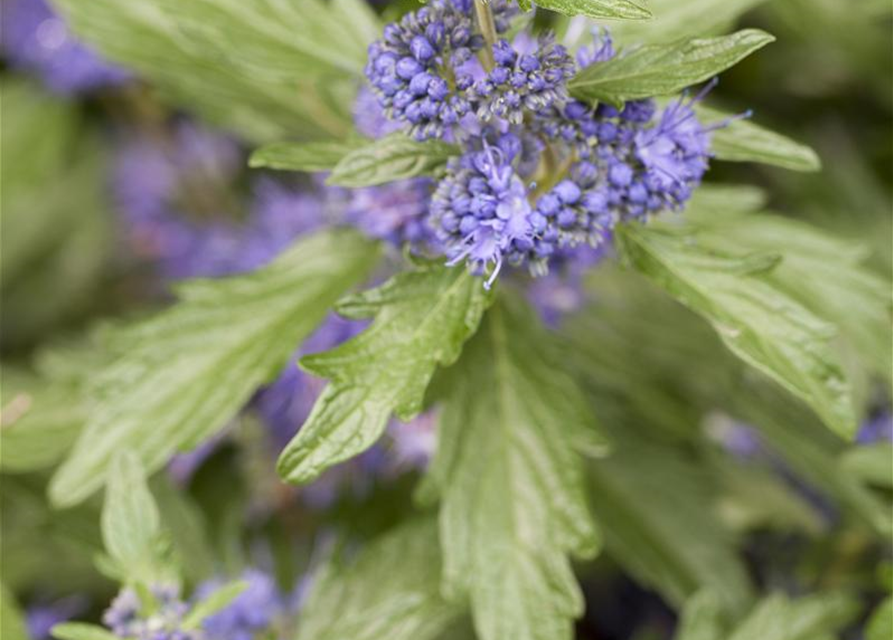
<box><xmin>0</xmin><ymin>1</ymin><xmax>890</xmax><ymax>639</ymax></box>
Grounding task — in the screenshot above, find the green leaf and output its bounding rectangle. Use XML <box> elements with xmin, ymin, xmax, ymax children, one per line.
<box><xmin>726</xmin><ymin>592</ymin><xmax>858</xmax><ymax>640</ymax></box>
<box><xmin>616</xmin><ymin>222</ymin><xmax>856</xmax><ymax>439</ymax></box>
<box><xmin>840</xmin><ymin>444</ymin><xmax>893</xmax><ymax>488</ymax></box>
<box><xmin>182</xmin><ymin>581</ymin><xmax>248</xmax><ymax>630</ymax></box>
<box><xmin>52</xmin><ymin>0</ymin><xmax>373</xmax><ymax>141</ymax></box>
<box><xmin>326</xmin><ymin>134</ymin><xmax>459</xmax><ymax>187</ymax></box>
<box><xmin>608</xmin><ymin>0</ymin><xmax>773</xmax><ymax>43</ymax></box>
<box><xmin>102</xmin><ymin>453</ymin><xmax>163</xmax><ymax>582</ymax></box>
<box><xmin>51</xmin><ymin>623</ymin><xmax>119</xmax><ymax>640</ymax></box>
<box><xmin>277</xmin><ymin>264</ymin><xmax>491</xmax><ymax>484</ymax></box>
<box><xmin>151</xmin><ymin>475</ymin><xmax>216</xmax><ymax>582</ymax></box>
<box><xmin>1</xmin><ymin>584</ymin><xmax>29</xmax><ymax>640</ymax></box>
<box><xmin>683</xmin><ymin>211</ymin><xmax>892</xmax><ymax>384</ymax></box>
<box><xmin>296</xmin><ymin>519</ymin><xmax>462</xmax><ymax>640</ymax></box>
<box><xmin>427</xmin><ymin>294</ymin><xmax>608</xmax><ymax>640</ymax></box>
<box><xmin>569</xmin><ymin>29</ymin><xmax>775</xmax><ymax>106</ymax></box>
<box><xmin>673</xmin><ymin>591</ymin><xmax>725</xmax><ymax>640</ymax></box>
<box><xmin>698</xmin><ymin>106</ymin><xmax>821</xmax><ymax>171</ymax></box>
<box><xmin>248</xmin><ymin>138</ymin><xmax>369</xmax><ymax>172</ymax></box>
<box><xmin>588</xmin><ymin>432</ymin><xmax>753</xmax><ymax>614</ymax></box>
<box><xmin>0</xmin><ymin>368</ymin><xmax>85</xmax><ymax>473</ymax></box>
<box><xmin>867</xmin><ymin>596</ymin><xmax>893</xmax><ymax>640</ymax></box>
<box><xmin>686</xmin><ymin>183</ymin><xmax>768</xmax><ymax>216</ymax></box>
<box><xmin>1</xmin><ymin>81</ymin><xmax>111</xmax><ymax>348</ymax></box>
<box><xmin>50</xmin><ymin>230</ymin><xmax>379</xmax><ymax>507</ymax></box>
<box><xmin>533</xmin><ymin>0</ymin><xmax>651</xmax><ymax>20</ymax></box>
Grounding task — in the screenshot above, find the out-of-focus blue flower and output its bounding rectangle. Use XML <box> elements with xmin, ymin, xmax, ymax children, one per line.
<box><xmin>1</xmin><ymin>0</ymin><xmax>130</xmax><ymax>95</ymax></box>
<box><xmin>856</xmin><ymin>410</ymin><xmax>892</xmax><ymax>444</ymax></box>
<box><xmin>102</xmin><ymin>585</ymin><xmax>197</xmax><ymax>640</ymax></box>
<box><xmin>197</xmin><ymin>570</ymin><xmax>283</xmax><ymax>640</ymax></box>
<box><xmin>26</xmin><ymin>597</ymin><xmax>87</xmax><ymax>640</ymax></box>
<box><xmin>342</xmin><ymin>179</ymin><xmax>437</xmax><ymax>249</ymax></box>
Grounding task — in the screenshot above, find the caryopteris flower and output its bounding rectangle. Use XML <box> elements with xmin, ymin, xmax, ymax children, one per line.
<box><xmin>103</xmin><ymin>585</ymin><xmax>197</xmax><ymax>640</ymax></box>
<box><xmin>364</xmin><ymin>0</ymin><xmax>515</xmax><ymax>140</ymax></box>
<box><xmin>362</xmin><ymin>5</ymin><xmax>739</xmax><ymax>287</ymax></box>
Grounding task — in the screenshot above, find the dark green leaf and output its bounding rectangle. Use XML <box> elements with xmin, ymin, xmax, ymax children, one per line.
<box><xmin>699</xmin><ymin>106</ymin><xmax>821</xmax><ymax>171</ymax></box>
<box><xmin>101</xmin><ymin>453</ymin><xmax>164</xmax><ymax>582</ymax></box>
<box><xmin>326</xmin><ymin>134</ymin><xmax>459</xmax><ymax>187</ymax></box>
<box><xmin>534</xmin><ymin>0</ymin><xmax>651</xmax><ymax>20</ymax></box>
<box><xmin>588</xmin><ymin>432</ymin><xmax>753</xmax><ymax>614</ymax></box>
<box><xmin>50</xmin><ymin>230</ymin><xmax>379</xmax><ymax>507</ymax></box>
<box><xmin>277</xmin><ymin>264</ymin><xmax>491</xmax><ymax>484</ymax></box>
<box><xmin>248</xmin><ymin>138</ymin><xmax>369</xmax><ymax>173</ymax></box>
<box><xmin>616</xmin><ymin>222</ymin><xmax>856</xmax><ymax>439</ymax></box>
<box><xmin>427</xmin><ymin>295</ymin><xmax>608</xmax><ymax>640</ymax></box>
<box><xmin>296</xmin><ymin>519</ymin><xmax>462</xmax><ymax>640</ymax></box>
<box><xmin>51</xmin><ymin>624</ymin><xmax>119</xmax><ymax>640</ymax></box>
<box><xmin>569</xmin><ymin>29</ymin><xmax>774</xmax><ymax>106</ymax></box>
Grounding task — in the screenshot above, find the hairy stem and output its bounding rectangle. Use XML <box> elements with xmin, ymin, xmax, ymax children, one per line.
<box><xmin>474</xmin><ymin>0</ymin><xmax>497</xmax><ymax>71</ymax></box>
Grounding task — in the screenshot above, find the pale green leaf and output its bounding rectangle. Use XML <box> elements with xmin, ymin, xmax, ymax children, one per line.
<box><xmin>686</xmin><ymin>183</ymin><xmax>768</xmax><ymax>216</ymax></box>
<box><xmin>698</xmin><ymin>106</ymin><xmax>822</xmax><ymax>171</ymax></box>
<box><xmin>727</xmin><ymin>592</ymin><xmax>858</xmax><ymax>640</ymax></box>
<box><xmin>0</xmin><ymin>584</ymin><xmax>29</xmax><ymax>640</ymax></box>
<box><xmin>428</xmin><ymin>295</ymin><xmax>608</xmax><ymax>640</ymax></box>
<box><xmin>840</xmin><ymin>445</ymin><xmax>893</xmax><ymax>488</ymax></box>
<box><xmin>326</xmin><ymin>134</ymin><xmax>459</xmax><ymax>188</ymax></box>
<box><xmin>608</xmin><ymin>0</ymin><xmax>774</xmax><ymax>43</ymax></box>
<box><xmin>296</xmin><ymin>519</ymin><xmax>462</xmax><ymax>640</ymax></box>
<box><xmin>534</xmin><ymin>0</ymin><xmax>651</xmax><ymax>20</ymax></box>
<box><xmin>50</xmin><ymin>230</ymin><xmax>379</xmax><ymax>507</ymax></box>
<box><xmin>151</xmin><ymin>476</ymin><xmax>216</xmax><ymax>582</ymax></box>
<box><xmin>616</xmin><ymin>222</ymin><xmax>856</xmax><ymax>439</ymax></box>
<box><xmin>588</xmin><ymin>432</ymin><xmax>753</xmax><ymax>614</ymax></box>
<box><xmin>182</xmin><ymin>581</ymin><xmax>248</xmax><ymax>630</ymax></box>
<box><xmin>51</xmin><ymin>623</ymin><xmax>119</xmax><ymax>640</ymax></box>
<box><xmin>0</xmin><ymin>368</ymin><xmax>85</xmax><ymax>473</ymax></box>
<box><xmin>684</xmin><ymin>212</ymin><xmax>893</xmax><ymax>383</ymax></box>
<box><xmin>277</xmin><ymin>264</ymin><xmax>491</xmax><ymax>484</ymax></box>
<box><xmin>867</xmin><ymin>596</ymin><xmax>893</xmax><ymax>640</ymax></box>
<box><xmin>249</xmin><ymin>139</ymin><xmax>369</xmax><ymax>172</ymax></box>
<box><xmin>52</xmin><ymin>0</ymin><xmax>369</xmax><ymax>141</ymax></box>
<box><xmin>673</xmin><ymin>591</ymin><xmax>725</xmax><ymax>640</ymax></box>
<box><xmin>102</xmin><ymin>453</ymin><xmax>163</xmax><ymax>582</ymax></box>
<box><xmin>569</xmin><ymin>29</ymin><xmax>774</xmax><ymax>106</ymax></box>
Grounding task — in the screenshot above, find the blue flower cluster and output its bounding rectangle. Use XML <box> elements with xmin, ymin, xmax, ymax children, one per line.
<box><xmin>364</xmin><ymin>3</ymin><xmax>728</xmax><ymax>286</ymax></box>
<box><xmin>103</xmin><ymin>585</ymin><xmax>197</xmax><ymax>640</ymax></box>
<box><xmin>364</xmin><ymin>0</ymin><xmax>515</xmax><ymax>139</ymax></box>
<box><xmin>470</xmin><ymin>35</ymin><xmax>575</xmax><ymax>124</ymax></box>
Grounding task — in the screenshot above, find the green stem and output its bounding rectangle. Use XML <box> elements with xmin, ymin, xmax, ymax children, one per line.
<box><xmin>474</xmin><ymin>0</ymin><xmax>497</xmax><ymax>71</ymax></box>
